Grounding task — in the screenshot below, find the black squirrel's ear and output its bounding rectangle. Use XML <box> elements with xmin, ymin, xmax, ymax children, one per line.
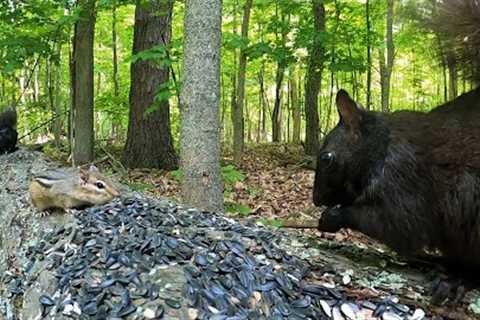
<box><xmin>336</xmin><ymin>89</ymin><xmax>362</xmax><ymax>138</ymax></box>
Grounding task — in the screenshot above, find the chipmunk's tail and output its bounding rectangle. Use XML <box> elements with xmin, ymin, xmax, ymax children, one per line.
<box><xmin>433</xmin><ymin>0</ymin><xmax>480</xmax><ymax>82</ymax></box>
<box><xmin>0</xmin><ymin>108</ymin><xmax>17</xmax><ymax>129</ymax></box>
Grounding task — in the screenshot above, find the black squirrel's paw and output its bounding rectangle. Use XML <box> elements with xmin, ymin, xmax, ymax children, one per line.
<box><xmin>318</xmin><ymin>206</ymin><xmax>344</xmax><ymax>233</ymax></box>
<box><xmin>430</xmin><ymin>276</ymin><xmax>465</xmax><ymax>306</ymax></box>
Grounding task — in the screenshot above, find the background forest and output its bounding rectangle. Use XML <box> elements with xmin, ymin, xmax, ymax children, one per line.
<box><xmin>0</xmin><ymin>0</ymin><xmax>468</xmax><ymax>214</ymax></box>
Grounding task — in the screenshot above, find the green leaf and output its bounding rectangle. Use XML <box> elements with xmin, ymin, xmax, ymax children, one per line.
<box><xmin>226</xmin><ymin>202</ymin><xmax>251</xmax><ymax>216</ymax></box>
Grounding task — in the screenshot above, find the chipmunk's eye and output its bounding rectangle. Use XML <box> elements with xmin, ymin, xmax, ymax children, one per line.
<box><xmin>319</xmin><ymin>152</ymin><xmax>335</xmax><ymax>168</ymax></box>
<box><xmin>96</xmin><ymin>181</ymin><xmax>105</xmax><ymax>189</ymax></box>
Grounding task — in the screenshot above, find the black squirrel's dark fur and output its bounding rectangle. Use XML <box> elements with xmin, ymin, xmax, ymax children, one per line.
<box><xmin>314</xmin><ymin>0</ymin><xmax>480</xmax><ymax>272</ymax></box>
<box><xmin>0</xmin><ymin>109</ymin><xmax>18</xmax><ymax>154</ymax></box>
<box><xmin>314</xmin><ymin>89</ymin><xmax>480</xmax><ymax>270</ymax></box>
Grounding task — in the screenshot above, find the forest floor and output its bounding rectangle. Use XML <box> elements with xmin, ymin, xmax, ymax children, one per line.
<box><xmin>40</xmin><ymin>142</ymin><xmax>480</xmax><ymax>319</ymax></box>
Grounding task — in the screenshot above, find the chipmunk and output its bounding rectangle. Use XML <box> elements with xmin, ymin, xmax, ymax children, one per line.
<box><xmin>29</xmin><ymin>165</ymin><xmax>120</xmax><ymax>212</ymax></box>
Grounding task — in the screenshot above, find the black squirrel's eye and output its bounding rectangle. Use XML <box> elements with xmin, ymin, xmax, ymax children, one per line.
<box><xmin>320</xmin><ymin>152</ymin><xmax>335</xmax><ymax>168</ymax></box>
<box><xmin>96</xmin><ymin>181</ymin><xmax>105</xmax><ymax>189</ymax></box>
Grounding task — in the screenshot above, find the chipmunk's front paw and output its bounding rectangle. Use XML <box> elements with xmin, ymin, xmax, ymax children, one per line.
<box><xmin>38</xmin><ymin>209</ymin><xmax>53</xmax><ymax>217</ymax></box>
<box><xmin>318</xmin><ymin>206</ymin><xmax>344</xmax><ymax>233</ymax></box>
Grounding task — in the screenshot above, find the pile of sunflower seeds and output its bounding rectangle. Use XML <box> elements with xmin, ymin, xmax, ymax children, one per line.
<box><xmin>18</xmin><ymin>196</ymin><xmax>426</xmax><ymax>319</ymax></box>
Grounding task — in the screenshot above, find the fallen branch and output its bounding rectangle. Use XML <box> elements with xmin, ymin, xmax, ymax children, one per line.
<box><xmin>280</xmin><ymin>219</ymin><xmax>318</xmax><ymax>229</ymax></box>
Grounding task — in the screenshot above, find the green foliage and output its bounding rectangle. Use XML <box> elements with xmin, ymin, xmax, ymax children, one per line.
<box><xmin>257</xmin><ymin>218</ymin><xmax>284</xmax><ymax>228</ymax></box>
<box><xmin>226</xmin><ymin>202</ymin><xmax>251</xmax><ymax>216</ymax></box>
<box><xmin>221</xmin><ymin>164</ymin><xmax>245</xmax><ymax>190</ymax></box>
<box><xmin>128</xmin><ymin>182</ymin><xmax>155</xmax><ymax>192</ymax></box>
<box><xmin>131</xmin><ymin>44</ymin><xmax>173</xmax><ymax>68</ymax></box>
<box><xmin>0</xmin><ymin>0</ymin><xmax>454</xmax><ymax>171</ymax></box>
<box><xmin>171</xmin><ymin>164</ymin><xmax>250</xmax><ymax>215</ymax></box>
<box><xmin>171</xmin><ymin>164</ymin><xmax>245</xmax><ymax>192</ymax></box>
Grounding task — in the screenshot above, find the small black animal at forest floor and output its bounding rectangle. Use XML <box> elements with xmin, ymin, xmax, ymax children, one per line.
<box><xmin>314</xmin><ymin>88</ymin><xmax>480</xmax><ymax>273</ymax></box>
<box><xmin>0</xmin><ymin>109</ymin><xmax>18</xmax><ymax>154</ymax></box>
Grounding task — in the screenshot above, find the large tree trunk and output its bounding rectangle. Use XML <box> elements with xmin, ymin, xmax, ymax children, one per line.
<box><xmin>304</xmin><ymin>0</ymin><xmax>325</xmax><ymax>156</ymax></box>
<box><xmin>71</xmin><ymin>0</ymin><xmax>96</xmax><ymax>165</ymax></box>
<box><xmin>380</xmin><ymin>0</ymin><xmax>394</xmax><ymax>112</ymax></box>
<box><xmin>180</xmin><ymin>0</ymin><xmax>224</xmax><ymax>213</ymax></box>
<box><xmin>122</xmin><ymin>0</ymin><xmax>177</xmax><ymax>170</ymax></box>
<box><xmin>232</xmin><ymin>0</ymin><xmax>253</xmax><ymax>164</ymax></box>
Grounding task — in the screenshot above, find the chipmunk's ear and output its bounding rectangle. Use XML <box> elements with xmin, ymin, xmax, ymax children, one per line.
<box><xmin>88</xmin><ymin>165</ymin><xmax>99</xmax><ymax>172</ymax></box>
<box><xmin>79</xmin><ymin>168</ymin><xmax>89</xmax><ymax>183</ymax></box>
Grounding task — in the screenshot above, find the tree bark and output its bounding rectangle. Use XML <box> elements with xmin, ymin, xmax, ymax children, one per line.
<box><xmin>365</xmin><ymin>0</ymin><xmax>372</xmax><ymax>110</ymax></box>
<box><xmin>72</xmin><ymin>0</ymin><xmax>96</xmax><ymax>165</ymax></box>
<box><xmin>291</xmin><ymin>70</ymin><xmax>300</xmax><ymax>144</ymax></box>
<box><xmin>180</xmin><ymin>0</ymin><xmax>224</xmax><ymax>213</ymax></box>
<box><xmin>304</xmin><ymin>0</ymin><xmax>325</xmax><ymax>156</ymax></box>
<box><xmin>122</xmin><ymin>0</ymin><xmax>178</xmax><ymax>170</ymax></box>
<box><xmin>446</xmin><ymin>51</ymin><xmax>458</xmax><ymax>100</ymax></box>
<box><xmin>380</xmin><ymin>0</ymin><xmax>394</xmax><ymax>112</ymax></box>
<box><xmin>111</xmin><ymin>0</ymin><xmax>120</xmax><ymax>141</ymax></box>
<box><xmin>272</xmin><ymin>9</ymin><xmax>286</xmax><ymax>143</ymax></box>
<box><xmin>328</xmin><ymin>0</ymin><xmax>340</xmax><ymax>114</ymax></box>
<box><xmin>232</xmin><ymin>0</ymin><xmax>253</xmax><ymax>164</ymax></box>
<box><xmin>272</xmin><ymin>65</ymin><xmax>284</xmax><ymax>142</ymax></box>
<box><xmin>258</xmin><ymin>65</ymin><xmax>267</xmax><ymax>142</ymax></box>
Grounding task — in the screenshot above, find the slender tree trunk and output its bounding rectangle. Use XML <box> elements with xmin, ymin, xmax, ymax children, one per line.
<box><xmin>47</xmin><ymin>45</ymin><xmax>63</xmax><ymax>147</ymax></box>
<box><xmin>33</xmin><ymin>66</ymin><xmax>39</xmax><ymax>103</ymax></box>
<box><xmin>19</xmin><ymin>75</ymin><xmax>25</xmax><ymax>105</ymax></box>
<box><xmin>122</xmin><ymin>0</ymin><xmax>177</xmax><ymax>169</ymax></box>
<box><xmin>304</xmin><ymin>0</ymin><xmax>325</xmax><ymax>156</ymax></box>
<box><xmin>328</xmin><ymin>0</ymin><xmax>340</xmax><ymax>113</ymax></box>
<box><xmin>230</xmin><ymin>74</ymin><xmax>236</xmax><ymax>145</ymax></box>
<box><xmin>72</xmin><ymin>0</ymin><xmax>96</xmax><ymax>165</ymax></box>
<box><xmin>291</xmin><ymin>70</ymin><xmax>300</xmax><ymax>144</ymax></box>
<box><xmin>229</xmin><ymin>0</ymin><xmax>238</xmax><ymax>148</ymax></box>
<box><xmin>272</xmin><ymin>9</ymin><xmax>286</xmax><ymax>143</ymax></box>
<box><xmin>380</xmin><ymin>0</ymin><xmax>394</xmax><ymax>112</ymax></box>
<box><xmin>365</xmin><ymin>0</ymin><xmax>372</xmax><ymax>109</ymax></box>
<box><xmin>220</xmin><ymin>72</ymin><xmax>226</xmax><ymax>139</ymax></box>
<box><xmin>256</xmin><ymin>84</ymin><xmax>262</xmax><ymax>143</ymax></box>
<box><xmin>54</xmin><ymin>45</ymin><xmax>63</xmax><ymax>148</ymax></box>
<box><xmin>111</xmin><ymin>0</ymin><xmax>120</xmax><ymax>141</ymax></box>
<box><xmin>96</xmin><ymin>72</ymin><xmax>101</xmax><ymax>97</ymax></box>
<box><xmin>180</xmin><ymin>0</ymin><xmax>224</xmax><ymax>213</ymax></box>
<box><xmin>379</xmin><ymin>46</ymin><xmax>386</xmax><ymax>107</ymax></box>
<box><xmin>446</xmin><ymin>51</ymin><xmax>457</xmax><ymax>100</ymax></box>
<box><xmin>68</xmin><ymin>37</ymin><xmax>74</xmax><ymax>153</ymax></box>
<box><xmin>232</xmin><ymin>0</ymin><xmax>253</xmax><ymax>164</ymax></box>
<box><xmin>245</xmin><ymin>97</ymin><xmax>252</xmax><ymax>142</ymax></box>
<box><xmin>286</xmin><ymin>78</ymin><xmax>290</xmax><ymax>143</ymax></box>
<box><xmin>258</xmin><ymin>65</ymin><xmax>267</xmax><ymax>141</ymax></box>
<box><xmin>272</xmin><ymin>65</ymin><xmax>284</xmax><ymax>142</ymax></box>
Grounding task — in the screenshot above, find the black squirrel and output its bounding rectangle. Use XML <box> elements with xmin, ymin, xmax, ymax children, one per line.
<box><xmin>313</xmin><ymin>0</ymin><xmax>480</xmax><ymax>281</ymax></box>
<box><xmin>0</xmin><ymin>109</ymin><xmax>18</xmax><ymax>154</ymax></box>
<box><xmin>315</xmin><ymin>89</ymin><xmax>480</xmax><ymax>267</ymax></box>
